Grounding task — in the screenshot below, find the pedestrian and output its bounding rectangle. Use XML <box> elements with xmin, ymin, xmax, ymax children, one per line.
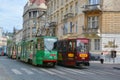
<box><xmin>100</xmin><ymin>53</ymin><xmax>105</xmax><ymax>64</ymax></box>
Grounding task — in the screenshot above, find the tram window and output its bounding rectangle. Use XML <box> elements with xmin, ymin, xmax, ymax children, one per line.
<box><xmin>37</xmin><ymin>43</ymin><xmax>40</xmax><ymax>50</ymax></box>
<box><xmin>77</xmin><ymin>40</ymin><xmax>88</xmax><ymax>52</ymax></box>
<box><xmin>44</xmin><ymin>38</ymin><xmax>57</xmax><ymax>51</ymax></box>
<box><xmin>37</xmin><ymin>39</ymin><xmax>40</xmax><ymax>50</ymax></box>
<box><xmin>68</xmin><ymin>41</ymin><xmax>72</xmax><ymax>51</ymax></box>
<box><xmin>40</xmin><ymin>42</ymin><xmax>44</xmax><ymax>50</ymax></box>
<box><xmin>73</xmin><ymin>41</ymin><xmax>76</xmax><ymax>51</ymax></box>
<box><xmin>58</xmin><ymin>41</ymin><xmax>62</xmax><ymax>52</ymax></box>
<box><xmin>52</xmin><ymin>42</ymin><xmax>57</xmax><ymax>50</ymax></box>
<box><xmin>28</xmin><ymin>43</ymin><xmax>30</xmax><ymax>50</ymax></box>
<box><xmin>68</xmin><ymin>41</ymin><xmax>76</xmax><ymax>51</ymax></box>
<box><xmin>62</xmin><ymin>41</ymin><xmax>67</xmax><ymax>51</ymax></box>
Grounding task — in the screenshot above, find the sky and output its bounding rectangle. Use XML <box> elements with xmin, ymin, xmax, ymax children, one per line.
<box><xmin>0</xmin><ymin>0</ymin><xmax>27</xmax><ymax>32</ymax></box>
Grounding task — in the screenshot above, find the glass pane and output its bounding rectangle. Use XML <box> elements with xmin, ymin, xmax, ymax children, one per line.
<box><xmin>68</xmin><ymin>41</ymin><xmax>76</xmax><ymax>51</ymax></box>
<box><xmin>44</xmin><ymin>38</ymin><xmax>57</xmax><ymax>51</ymax></box>
<box><xmin>77</xmin><ymin>40</ymin><xmax>89</xmax><ymax>52</ymax></box>
<box><xmin>89</xmin><ymin>0</ymin><xmax>100</xmax><ymax>5</ymax></box>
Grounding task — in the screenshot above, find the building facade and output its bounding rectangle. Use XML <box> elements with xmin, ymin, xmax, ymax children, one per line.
<box><xmin>0</xmin><ymin>27</ymin><xmax>7</xmax><ymax>47</ymax></box>
<box><xmin>47</xmin><ymin>0</ymin><xmax>120</xmax><ymax>60</ymax></box>
<box><xmin>23</xmin><ymin>0</ymin><xmax>47</xmax><ymax>40</ymax></box>
<box><xmin>13</xmin><ymin>29</ymin><xmax>23</xmax><ymax>44</ymax></box>
<box><xmin>0</xmin><ymin>27</ymin><xmax>3</xmax><ymax>38</ymax></box>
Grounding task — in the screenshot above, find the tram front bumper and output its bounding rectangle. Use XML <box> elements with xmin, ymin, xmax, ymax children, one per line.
<box><xmin>76</xmin><ymin>61</ymin><xmax>90</xmax><ymax>66</ymax></box>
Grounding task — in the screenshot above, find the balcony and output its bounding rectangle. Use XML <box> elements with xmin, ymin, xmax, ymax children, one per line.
<box><xmin>82</xmin><ymin>4</ymin><xmax>101</xmax><ymax>12</ymax></box>
<box><xmin>49</xmin><ymin>22</ymin><xmax>57</xmax><ymax>27</ymax></box>
<box><xmin>82</xmin><ymin>27</ymin><xmax>99</xmax><ymax>34</ymax></box>
<box><xmin>63</xmin><ymin>13</ymin><xmax>74</xmax><ymax>21</ymax></box>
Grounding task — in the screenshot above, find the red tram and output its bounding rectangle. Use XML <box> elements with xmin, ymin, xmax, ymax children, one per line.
<box><xmin>57</xmin><ymin>38</ymin><xmax>90</xmax><ymax>67</ymax></box>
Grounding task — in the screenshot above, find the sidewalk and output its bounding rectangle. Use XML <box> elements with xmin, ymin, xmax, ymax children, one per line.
<box><xmin>90</xmin><ymin>60</ymin><xmax>120</xmax><ymax>64</ymax></box>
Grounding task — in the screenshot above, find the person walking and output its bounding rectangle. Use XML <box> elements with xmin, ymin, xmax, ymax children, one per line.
<box><xmin>100</xmin><ymin>53</ymin><xmax>105</xmax><ymax>64</ymax></box>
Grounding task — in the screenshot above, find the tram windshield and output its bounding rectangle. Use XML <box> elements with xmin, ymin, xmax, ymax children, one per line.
<box><xmin>44</xmin><ymin>38</ymin><xmax>57</xmax><ymax>51</ymax></box>
<box><xmin>77</xmin><ymin>40</ymin><xmax>89</xmax><ymax>53</ymax></box>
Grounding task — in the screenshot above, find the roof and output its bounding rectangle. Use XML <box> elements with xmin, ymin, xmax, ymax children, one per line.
<box><xmin>29</xmin><ymin>0</ymin><xmax>46</xmax><ymax>5</ymax></box>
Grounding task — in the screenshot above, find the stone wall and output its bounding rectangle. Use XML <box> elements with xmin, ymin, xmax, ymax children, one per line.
<box><xmin>102</xmin><ymin>12</ymin><xmax>120</xmax><ymax>34</ymax></box>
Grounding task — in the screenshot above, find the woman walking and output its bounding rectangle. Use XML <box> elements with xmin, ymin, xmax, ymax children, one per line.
<box><xmin>100</xmin><ymin>53</ymin><xmax>105</xmax><ymax>64</ymax></box>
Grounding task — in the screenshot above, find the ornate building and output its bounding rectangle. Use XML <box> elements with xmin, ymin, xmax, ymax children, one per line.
<box><xmin>47</xmin><ymin>0</ymin><xmax>120</xmax><ymax>61</ymax></box>
<box><xmin>23</xmin><ymin>0</ymin><xmax>47</xmax><ymax>40</ymax></box>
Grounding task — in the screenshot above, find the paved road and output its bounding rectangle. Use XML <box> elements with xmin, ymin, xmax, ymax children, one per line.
<box><xmin>0</xmin><ymin>56</ymin><xmax>120</xmax><ymax>80</ymax></box>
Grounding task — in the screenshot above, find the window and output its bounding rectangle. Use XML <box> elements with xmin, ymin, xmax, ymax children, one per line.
<box><xmin>29</xmin><ymin>12</ymin><xmax>31</xmax><ymax>18</ymax></box>
<box><xmin>54</xmin><ymin>0</ymin><xmax>56</xmax><ymax>10</ymax></box>
<box><xmin>33</xmin><ymin>20</ymin><xmax>37</xmax><ymax>27</ymax></box>
<box><xmin>89</xmin><ymin>39</ymin><xmax>91</xmax><ymax>50</ymax></box>
<box><xmin>68</xmin><ymin>41</ymin><xmax>76</xmax><ymax>52</ymax></box>
<box><xmin>62</xmin><ymin>41</ymin><xmax>67</xmax><ymax>51</ymax></box>
<box><xmin>70</xmin><ymin>5</ymin><xmax>73</xmax><ymax>12</ymax></box>
<box><xmin>94</xmin><ymin>39</ymin><xmax>100</xmax><ymax>50</ymax></box>
<box><xmin>63</xmin><ymin>23</ymin><xmax>68</xmax><ymax>35</ymax></box>
<box><xmin>33</xmin><ymin>11</ymin><xmax>37</xmax><ymax>17</ymax></box>
<box><xmin>75</xmin><ymin>2</ymin><xmax>78</xmax><ymax>15</ymax></box>
<box><xmin>37</xmin><ymin>38</ymin><xmax>42</xmax><ymax>50</ymax></box>
<box><xmin>89</xmin><ymin>0</ymin><xmax>100</xmax><ymax>5</ymax></box>
<box><xmin>76</xmin><ymin>21</ymin><xmax>78</xmax><ymax>33</ymax></box>
<box><xmin>61</xmin><ymin>0</ymin><xmax>63</xmax><ymax>5</ymax></box>
<box><xmin>77</xmin><ymin>40</ymin><xmax>89</xmax><ymax>52</ymax></box>
<box><xmin>88</xmin><ymin>16</ymin><xmax>99</xmax><ymax>28</ymax></box>
<box><xmin>61</xmin><ymin>11</ymin><xmax>63</xmax><ymax>21</ymax></box>
<box><xmin>32</xmin><ymin>27</ymin><xmax>36</xmax><ymax>34</ymax></box>
<box><xmin>44</xmin><ymin>38</ymin><xmax>57</xmax><ymax>51</ymax></box>
<box><xmin>66</xmin><ymin>8</ymin><xmax>68</xmax><ymax>14</ymax></box>
<box><xmin>70</xmin><ymin>22</ymin><xmax>72</xmax><ymax>33</ymax></box>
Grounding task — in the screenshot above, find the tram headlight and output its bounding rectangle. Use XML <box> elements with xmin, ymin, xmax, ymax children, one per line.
<box><xmin>79</xmin><ymin>54</ymin><xmax>88</xmax><ymax>58</ymax></box>
<box><xmin>68</xmin><ymin>53</ymin><xmax>74</xmax><ymax>57</ymax></box>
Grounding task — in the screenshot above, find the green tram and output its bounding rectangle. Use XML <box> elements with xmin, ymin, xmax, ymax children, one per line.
<box><xmin>7</xmin><ymin>42</ymin><xmax>17</xmax><ymax>59</ymax></box>
<box><xmin>17</xmin><ymin>36</ymin><xmax>58</xmax><ymax>67</ymax></box>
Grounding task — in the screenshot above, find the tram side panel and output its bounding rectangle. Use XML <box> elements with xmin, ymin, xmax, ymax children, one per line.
<box><xmin>19</xmin><ymin>37</ymin><xmax>58</xmax><ymax>67</ymax></box>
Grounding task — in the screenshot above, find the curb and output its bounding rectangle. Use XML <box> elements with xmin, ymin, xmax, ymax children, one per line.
<box><xmin>90</xmin><ymin>61</ymin><xmax>120</xmax><ymax>64</ymax></box>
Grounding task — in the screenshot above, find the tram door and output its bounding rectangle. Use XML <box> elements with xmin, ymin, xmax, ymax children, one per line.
<box><xmin>66</xmin><ymin>39</ymin><xmax>76</xmax><ymax>66</ymax></box>
<box><xmin>57</xmin><ymin>40</ymin><xmax>67</xmax><ymax>65</ymax></box>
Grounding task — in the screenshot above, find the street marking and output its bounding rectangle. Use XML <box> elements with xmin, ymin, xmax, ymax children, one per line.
<box><xmin>56</xmin><ymin>66</ymin><xmax>94</xmax><ymax>75</ymax></box>
<box><xmin>56</xmin><ymin>66</ymin><xmax>87</xmax><ymax>74</ymax></box>
<box><xmin>21</xmin><ymin>68</ymin><xmax>34</xmax><ymax>75</ymax></box>
<box><xmin>95</xmin><ymin>70</ymin><xmax>116</xmax><ymax>75</ymax></box>
<box><xmin>62</xmin><ymin>69</ymin><xmax>77</xmax><ymax>74</ymax></box>
<box><xmin>65</xmin><ymin>69</ymin><xmax>86</xmax><ymax>74</ymax></box>
<box><xmin>40</xmin><ymin>68</ymin><xmax>56</xmax><ymax>75</ymax></box>
<box><xmin>31</xmin><ymin>68</ymin><xmax>44</xmax><ymax>74</ymax></box>
<box><xmin>49</xmin><ymin>69</ymin><xmax>66</xmax><ymax>74</ymax></box>
<box><xmin>55</xmin><ymin>74</ymin><xmax>74</xmax><ymax>80</ymax></box>
<box><xmin>11</xmin><ymin>69</ymin><xmax>22</xmax><ymax>75</ymax></box>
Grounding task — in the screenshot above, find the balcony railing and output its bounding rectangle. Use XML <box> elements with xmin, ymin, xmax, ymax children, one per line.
<box><xmin>63</xmin><ymin>13</ymin><xmax>74</xmax><ymax>20</ymax></box>
<box><xmin>82</xmin><ymin>27</ymin><xmax>99</xmax><ymax>34</ymax></box>
<box><xmin>49</xmin><ymin>22</ymin><xmax>57</xmax><ymax>27</ymax></box>
<box><xmin>82</xmin><ymin>4</ymin><xmax>101</xmax><ymax>12</ymax></box>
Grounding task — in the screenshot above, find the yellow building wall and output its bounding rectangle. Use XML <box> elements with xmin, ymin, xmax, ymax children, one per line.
<box><xmin>102</xmin><ymin>12</ymin><xmax>120</xmax><ymax>34</ymax></box>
